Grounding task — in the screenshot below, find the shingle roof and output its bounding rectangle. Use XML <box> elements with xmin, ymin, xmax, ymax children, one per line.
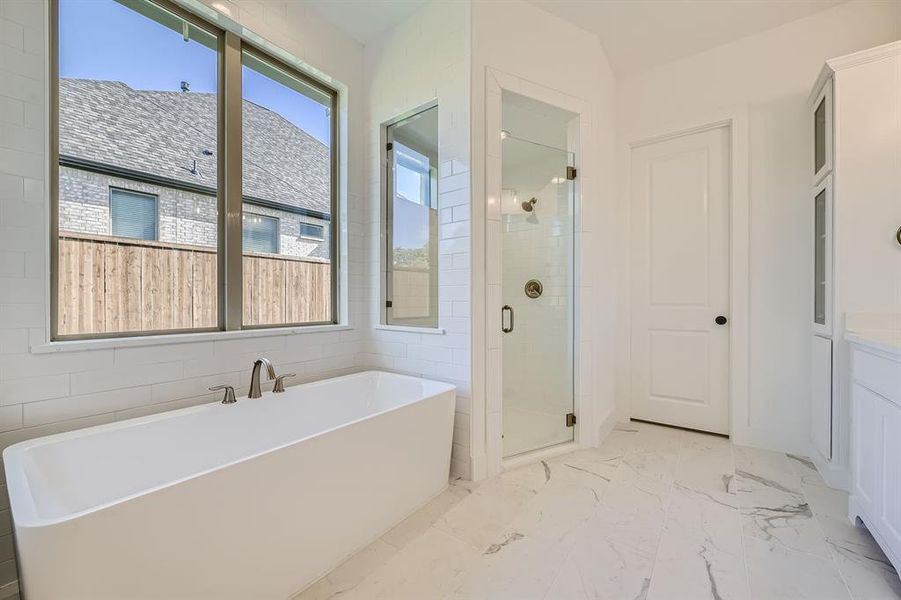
<box><xmin>58</xmin><ymin>78</ymin><xmax>331</xmax><ymax>214</ymax></box>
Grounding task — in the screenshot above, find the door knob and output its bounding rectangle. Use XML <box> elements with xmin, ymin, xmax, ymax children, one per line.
<box><xmin>715</xmin><ymin>315</ymin><xmax>728</xmax><ymax>325</ymax></box>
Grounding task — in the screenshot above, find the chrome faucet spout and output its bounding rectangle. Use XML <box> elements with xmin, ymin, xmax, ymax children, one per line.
<box><xmin>249</xmin><ymin>358</ymin><xmax>276</xmax><ymax>399</ymax></box>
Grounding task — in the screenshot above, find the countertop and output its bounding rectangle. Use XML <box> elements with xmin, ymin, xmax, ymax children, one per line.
<box><xmin>845</xmin><ymin>329</ymin><xmax>901</xmax><ymax>357</ymax></box>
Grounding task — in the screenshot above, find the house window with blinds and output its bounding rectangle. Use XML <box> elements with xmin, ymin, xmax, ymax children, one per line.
<box><xmin>243</xmin><ymin>214</ymin><xmax>279</xmax><ymax>254</ymax></box>
<box><xmin>110</xmin><ymin>189</ymin><xmax>158</xmax><ymax>241</ymax></box>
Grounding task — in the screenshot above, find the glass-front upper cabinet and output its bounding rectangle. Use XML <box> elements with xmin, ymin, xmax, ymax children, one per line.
<box><xmin>813</xmin><ymin>175</ymin><xmax>833</xmax><ymax>335</ymax></box>
<box><xmin>812</xmin><ymin>78</ymin><xmax>833</xmax><ymax>184</ymax></box>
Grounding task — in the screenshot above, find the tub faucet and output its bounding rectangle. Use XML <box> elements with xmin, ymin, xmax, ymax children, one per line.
<box><xmin>249</xmin><ymin>358</ymin><xmax>277</xmax><ymax>399</ymax></box>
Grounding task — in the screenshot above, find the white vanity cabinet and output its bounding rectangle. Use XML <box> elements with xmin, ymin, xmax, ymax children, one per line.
<box><xmin>848</xmin><ymin>335</ymin><xmax>901</xmax><ymax>573</ymax></box>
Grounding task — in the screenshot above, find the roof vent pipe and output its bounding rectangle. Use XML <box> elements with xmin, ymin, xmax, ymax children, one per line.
<box><xmin>180</xmin><ymin>81</ymin><xmax>190</xmax><ymax>92</ymax></box>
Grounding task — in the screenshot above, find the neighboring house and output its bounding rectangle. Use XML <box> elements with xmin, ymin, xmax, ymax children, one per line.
<box><xmin>58</xmin><ymin>78</ymin><xmax>331</xmax><ymax>260</ymax></box>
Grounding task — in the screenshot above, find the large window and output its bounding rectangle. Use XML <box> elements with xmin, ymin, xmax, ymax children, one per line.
<box><xmin>384</xmin><ymin>105</ymin><xmax>439</xmax><ymax>328</ymax></box>
<box><xmin>52</xmin><ymin>0</ymin><xmax>338</xmax><ymax>340</ymax></box>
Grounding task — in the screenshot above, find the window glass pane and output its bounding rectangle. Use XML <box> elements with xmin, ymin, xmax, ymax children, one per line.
<box><xmin>814</xmin><ymin>98</ymin><xmax>826</xmax><ymax>173</ymax></box>
<box><xmin>241</xmin><ymin>49</ymin><xmax>335</xmax><ymax>326</ymax></box>
<box><xmin>814</xmin><ymin>189</ymin><xmax>827</xmax><ymax>325</ymax></box>
<box><xmin>110</xmin><ymin>189</ymin><xmax>158</xmax><ymax>240</ymax></box>
<box><xmin>56</xmin><ymin>0</ymin><xmax>220</xmax><ymax>337</ymax></box>
<box><xmin>385</xmin><ymin>106</ymin><xmax>439</xmax><ymax>328</ymax></box>
<box><xmin>299</xmin><ymin>222</ymin><xmax>324</xmax><ymax>240</ymax></box>
<box><xmin>243</xmin><ymin>213</ymin><xmax>278</xmax><ymax>254</ymax></box>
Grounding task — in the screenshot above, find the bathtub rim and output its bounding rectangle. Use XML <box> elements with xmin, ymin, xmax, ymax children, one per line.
<box><xmin>4</xmin><ymin>370</ymin><xmax>456</xmax><ymax>529</ymax></box>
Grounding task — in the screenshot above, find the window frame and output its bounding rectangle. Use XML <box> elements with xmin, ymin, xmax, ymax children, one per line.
<box><xmin>49</xmin><ymin>0</ymin><xmax>340</xmax><ymax>341</ymax></box>
<box><xmin>381</xmin><ymin>102</ymin><xmax>440</xmax><ymax>330</ymax></box>
<box><xmin>108</xmin><ymin>187</ymin><xmax>159</xmax><ymax>242</ymax></box>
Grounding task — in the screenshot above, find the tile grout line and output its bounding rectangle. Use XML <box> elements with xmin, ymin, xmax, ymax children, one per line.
<box><xmin>735</xmin><ymin>444</ymin><xmax>755</xmax><ymax>600</ymax></box>
<box><xmin>641</xmin><ymin>428</ymin><xmax>685</xmax><ymax>598</ymax></box>
<box><xmin>540</xmin><ymin>451</ymin><xmax>624</xmax><ymax>599</ymax></box>
<box><xmin>791</xmin><ymin>456</ymin><xmax>857</xmax><ymax>600</ymax></box>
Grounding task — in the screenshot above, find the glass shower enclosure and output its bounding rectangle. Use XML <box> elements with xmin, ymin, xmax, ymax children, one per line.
<box><xmin>500</xmin><ymin>133</ymin><xmax>575</xmax><ymax>458</ymax></box>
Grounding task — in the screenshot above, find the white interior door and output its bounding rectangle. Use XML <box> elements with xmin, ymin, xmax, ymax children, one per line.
<box><xmin>630</xmin><ymin>125</ymin><xmax>731</xmax><ymax>435</ymax></box>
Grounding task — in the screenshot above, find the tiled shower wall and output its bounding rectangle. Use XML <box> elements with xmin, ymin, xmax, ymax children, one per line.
<box><xmin>0</xmin><ymin>0</ymin><xmax>366</xmax><ymax>589</ymax></box>
<box><xmin>361</xmin><ymin>1</ymin><xmax>473</xmax><ymax>479</ymax></box>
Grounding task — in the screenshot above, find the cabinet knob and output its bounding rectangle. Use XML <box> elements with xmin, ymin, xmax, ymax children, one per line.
<box><xmin>715</xmin><ymin>315</ymin><xmax>728</xmax><ymax>326</ymax></box>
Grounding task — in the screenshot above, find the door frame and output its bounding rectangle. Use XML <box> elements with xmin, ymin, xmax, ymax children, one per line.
<box><xmin>472</xmin><ymin>67</ymin><xmax>594</xmax><ymax>480</ymax></box>
<box><xmin>625</xmin><ymin>108</ymin><xmax>750</xmax><ymax>442</ymax></box>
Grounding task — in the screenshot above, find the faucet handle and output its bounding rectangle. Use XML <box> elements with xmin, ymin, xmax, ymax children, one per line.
<box><xmin>209</xmin><ymin>385</ymin><xmax>237</xmax><ymax>404</ymax></box>
<box><xmin>273</xmin><ymin>373</ymin><xmax>296</xmax><ymax>393</ymax></box>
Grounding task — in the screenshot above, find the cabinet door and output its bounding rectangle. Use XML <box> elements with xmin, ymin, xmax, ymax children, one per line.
<box><xmin>812</xmin><ymin>79</ymin><xmax>833</xmax><ymax>184</ymax></box>
<box><xmin>812</xmin><ymin>176</ymin><xmax>832</xmax><ymax>336</ymax></box>
<box><xmin>853</xmin><ymin>383</ymin><xmax>884</xmax><ymax>521</ymax></box>
<box><xmin>880</xmin><ymin>396</ymin><xmax>901</xmax><ymax>562</ymax></box>
<box><xmin>811</xmin><ymin>335</ymin><xmax>832</xmax><ymax>460</ymax></box>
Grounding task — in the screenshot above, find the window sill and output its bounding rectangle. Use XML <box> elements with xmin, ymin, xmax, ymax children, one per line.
<box><xmin>373</xmin><ymin>324</ymin><xmax>446</xmax><ymax>336</ymax></box>
<box><xmin>30</xmin><ymin>324</ymin><xmax>354</xmax><ymax>354</ymax></box>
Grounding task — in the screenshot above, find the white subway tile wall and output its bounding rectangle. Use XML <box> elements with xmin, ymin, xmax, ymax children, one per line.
<box><xmin>362</xmin><ymin>1</ymin><xmax>473</xmax><ymax>479</ymax></box>
<box><xmin>0</xmin><ymin>0</ymin><xmax>369</xmax><ymax>589</ymax></box>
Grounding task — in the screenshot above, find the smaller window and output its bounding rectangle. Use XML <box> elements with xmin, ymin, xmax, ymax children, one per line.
<box><xmin>384</xmin><ymin>105</ymin><xmax>439</xmax><ymax>329</ymax></box>
<box><xmin>243</xmin><ymin>213</ymin><xmax>279</xmax><ymax>253</ymax></box>
<box><xmin>299</xmin><ymin>222</ymin><xmax>325</xmax><ymax>241</ymax></box>
<box><xmin>110</xmin><ymin>188</ymin><xmax>158</xmax><ymax>241</ymax></box>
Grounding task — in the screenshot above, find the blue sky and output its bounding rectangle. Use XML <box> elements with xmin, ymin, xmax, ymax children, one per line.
<box><xmin>59</xmin><ymin>0</ymin><xmax>331</xmax><ymax>145</ymax></box>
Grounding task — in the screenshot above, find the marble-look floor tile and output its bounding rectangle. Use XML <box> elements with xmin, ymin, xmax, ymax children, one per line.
<box><xmin>619</xmin><ymin>450</ymin><xmax>679</xmax><ymax>484</ymax></box>
<box><xmin>803</xmin><ymin>483</ymin><xmax>901</xmax><ymax>599</ymax></box>
<box><xmin>542</xmin><ymin>475</ymin><xmax>671</xmax><ymax>599</ymax></box>
<box><xmin>434</xmin><ymin>462</ymin><xmax>548</xmax><ymax>551</ymax></box>
<box><xmin>733</xmin><ymin>446</ymin><xmax>802</xmax><ymax>495</ymax></box>
<box><xmin>647</xmin><ymin>483</ymin><xmax>748</xmax><ymax>600</ymax></box>
<box><xmin>544</xmin><ymin>529</ymin><xmax>655</xmax><ymax>600</ymax></box>
<box><xmin>626</xmin><ymin>421</ymin><xmax>685</xmax><ymax>454</ymax></box>
<box><xmin>786</xmin><ymin>453</ymin><xmax>828</xmax><ymax>487</ymax></box>
<box><xmin>744</xmin><ymin>536</ymin><xmax>851</xmax><ymax>600</ymax></box>
<box><xmin>295</xmin><ymin>434</ymin><xmax>901</xmax><ymax>600</ymax></box>
<box><xmin>732</xmin><ymin>447</ymin><xmax>831</xmax><ymax>558</ymax></box>
<box><xmin>381</xmin><ymin>485</ymin><xmax>471</xmax><ymax>549</ymax></box>
<box><xmin>675</xmin><ymin>432</ymin><xmax>735</xmax><ymax>494</ymax></box>
<box><xmin>291</xmin><ymin>538</ymin><xmax>398</xmax><ymax>600</ymax></box>
<box><xmin>740</xmin><ymin>497</ymin><xmax>831</xmax><ymax>559</ymax></box>
<box><xmin>446</xmin><ymin>532</ymin><xmax>573</xmax><ymax>600</ymax></box>
<box><xmin>341</xmin><ymin>528</ymin><xmax>480</xmax><ymax>600</ymax></box>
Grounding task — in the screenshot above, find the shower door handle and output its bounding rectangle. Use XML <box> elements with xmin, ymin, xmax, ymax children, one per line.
<box><xmin>502</xmin><ymin>305</ymin><xmax>514</xmax><ymax>333</ymax></box>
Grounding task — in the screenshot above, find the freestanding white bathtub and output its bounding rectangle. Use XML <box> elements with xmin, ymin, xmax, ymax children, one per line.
<box><xmin>4</xmin><ymin>370</ymin><xmax>456</xmax><ymax>599</ymax></box>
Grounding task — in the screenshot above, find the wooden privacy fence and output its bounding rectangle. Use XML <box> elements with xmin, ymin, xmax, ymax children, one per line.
<box><xmin>57</xmin><ymin>233</ymin><xmax>330</xmax><ymax>336</ymax></box>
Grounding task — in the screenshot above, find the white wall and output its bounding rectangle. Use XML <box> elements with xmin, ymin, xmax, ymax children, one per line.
<box><xmin>0</xmin><ymin>0</ymin><xmax>365</xmax><ymax>588</ymax></box>
<box><xmin>470</xmin><ymin>0</ymin><xmax>618</xmax><ymax>478</ymax></box>
<box><xmin>615</xmin><ymin>0</ymin><xmax>901</xmax><ymax>452</ymax></box>
<box><xmin>360</xmin><ymin>1</ymin><xmax>472</xmax><ymax>478</ymax></box>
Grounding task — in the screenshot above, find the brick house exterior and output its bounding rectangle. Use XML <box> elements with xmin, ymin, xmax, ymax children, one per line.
<box><xmin>58</xmin><ymin>78</ymin><xmax>331</xmax><ymax>259</ymax></box>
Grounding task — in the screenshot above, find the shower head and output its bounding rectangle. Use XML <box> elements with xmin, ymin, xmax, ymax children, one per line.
<box><xmin>522</xmin><ymin>197</ymin><xmax>538</xmax><ymax>213</ymax></box>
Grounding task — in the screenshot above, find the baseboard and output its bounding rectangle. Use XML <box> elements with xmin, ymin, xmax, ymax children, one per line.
<box><xmin>469</xmin><ymin>452</ymin><xmax>487</xmax><ymax>482</ymax></box>
<box><xmin>731</xmin><ymin>425</ymin><xmax>815</xmax><ymax>457</ymax></box>
<box><xmin>596</xmin><ymin>406</ymin><xmax>618</xmax><ymax>445</ymax></box>
<box><xmin>813</xmin><ymin>455</ymin><xmax>850</xmax><ymax>491</ymax></box>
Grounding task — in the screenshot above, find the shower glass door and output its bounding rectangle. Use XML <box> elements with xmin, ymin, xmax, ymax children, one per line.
<box><xmin>501</xmin><ymin>134</ymin><xmax>575</xmax><ymax>458</ymax></box>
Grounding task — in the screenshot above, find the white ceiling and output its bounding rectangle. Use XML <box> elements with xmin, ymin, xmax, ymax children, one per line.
<box><xmin>529</xmin><ymin>0</ymin><xmax>844</xmax><ymax>76</ymax></box>
<box><xmin>303</xmin><ymin>0</ymin><xmax>844</xmax><ymax>76</ymax></box>
<box><xmin>300</xmin><ymin>0</ymin><xmax>428</xmax><ymax>45</ymax></box>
